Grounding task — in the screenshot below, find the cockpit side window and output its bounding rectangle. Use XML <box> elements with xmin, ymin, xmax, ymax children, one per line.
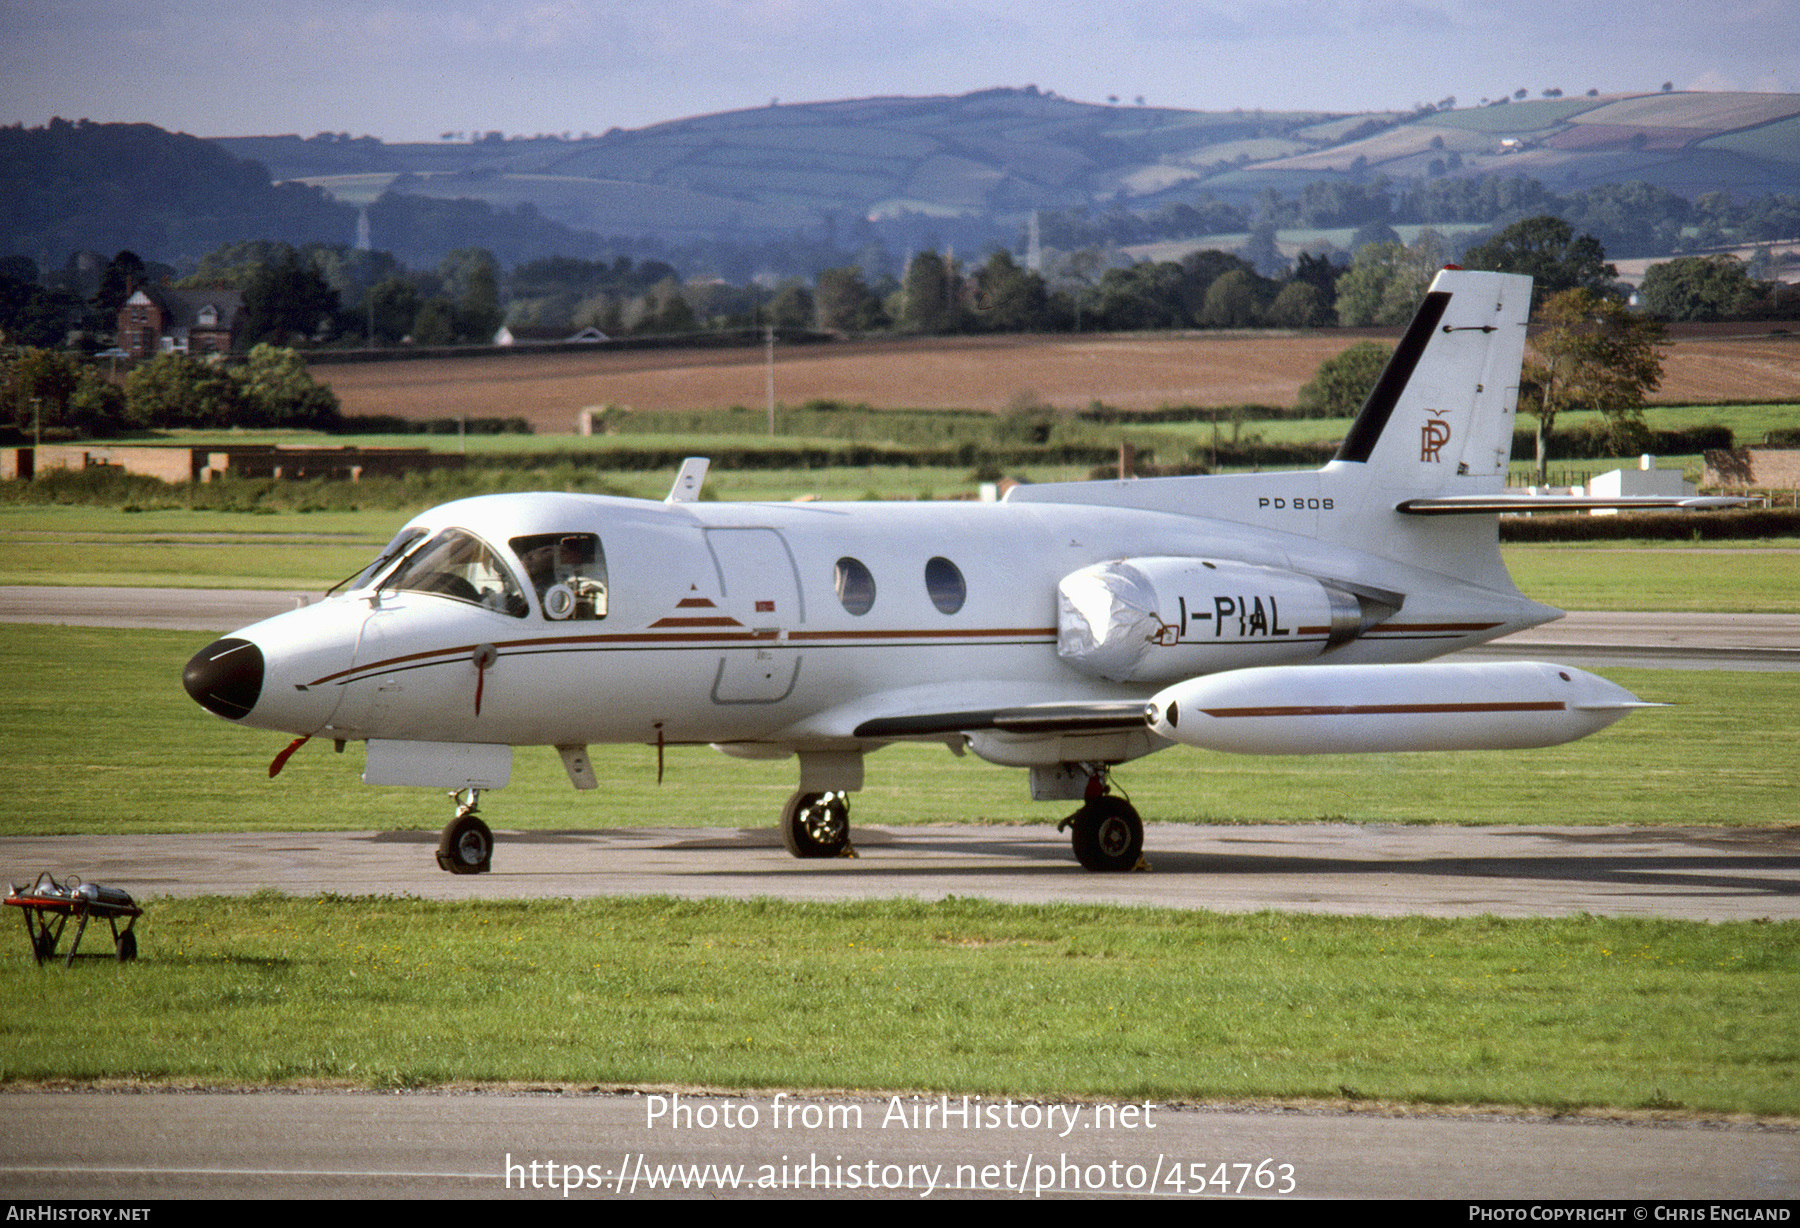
<box><xmin>509</xmin><ymin>533</ymin><xmax>608</xmax><ymax>620</ymax></box>
<box><xmin>381</xmin><ymin>528</ymin><xmax>528</xmax><ymax>617</ymax></box>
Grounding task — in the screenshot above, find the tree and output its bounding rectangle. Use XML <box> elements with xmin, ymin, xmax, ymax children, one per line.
<box><xmin>1348</xmin><ymin>220</ymin><xmax>1401</xmax><ymax>254</ymax></box>
<box><xmin>1237</xmin><ymin>220</ymin><xmax>1286</xmax><ymax>278</ymax></box>
<box><xmin>1638</xmin><ymin>255</ymin><xmax>1758</xmax><ymax>321</ymax></box>
<box><xmin>1460</xmin><ymin>216</ymin><xmax>1615</xmax><ymax>308</ymax></box>
<box><xmin>1334</xmin><ymin>232</ymin><xmax>1446</xmax><ymax>326</ymax></box>
<box><xmin>1199</xmin><ymin>268</ymin><xmax>1266</xmax><ymax>327</ymax></box>
<box><xmin>1523</xmin><ymin>288</ymin><xmax>1665</xmax><ymax>483</ymax></box>
<box><xmin>6</xmin><ymin>347</ymin><xmax>82</xmax><ymax>434</ymax></box>
<box><xmin>122</xmin><ymin>353</ymin><xmax>244</xmax><ymax>429</ymax></box>
<box><xmin>968</xmin><ymin>251</ymin><xmax>1048</xmax><ymax>333</ymax></box>
<box><xmin>767</xmin><ymin>280</ymin><xmax>814</xmax><ymax>331</ymax></box>
<box><xmin>642</xmin><ymin>278</ymin><xmax>697</xmax><ymax>333</ymax></box>
<box><xmin>1296</xmin><ymin>341</ymin><xmax>1392</xmax><ymax>417</ymax></box>
<box><xmin>0</xmin><ymin>261</ymin><xmax>82</xmax><ymax>348</ymax></box>
<box><xmin>91</xmin><ymin>251</ymin><xmax>148</xmax><ymax>318</ymax></box>
<box><xmin>1266</xmin><ymin>279</ymin><xmax>1331</xmax><ymax>328</ymax></box>
<box><xmin>1091</xmin><ymin>262</ymin><xmax>1171</xmax><ymax>329</ymax></box>
<box><xmin>900</xmin><ymin>251</ymin><xmax>955</xmax><ymax>333</ymax></box>
<box><xmin>239</xmin><ymin>251</ymin><xmax>340</xmax><ymax>348</ymax></box>
<box><xmin>411</xmin><ymin>298</ymin><xmax>456</xmax><ymax>346</ymax></box>
<box><xmin>441</xmin><ymin>249</ymin><xmax>502</xmax><ymax>342</ymax></box>
<box><xmin>1042</xmin><ymin>246</ymin><xmax>1106</xmax><ymax>331</ymax></box>
<box><xmin>67</xmin><ymin>367</ymin><xmax>126</xmax><ymax>435</ymax></box>
<box><xmin>238</xmin><ymin>344</ymin><xmax>340</xmax><ymax>428</ymax></box>
<box><xmin>361</xmin><ymin>277</ymin><xmax>420</xmax><ymax>346</ymax></box>
<box><xmin>815</xmin><ymin>266</ymin><xmax>882</xmax><ymax>332</ymax></box>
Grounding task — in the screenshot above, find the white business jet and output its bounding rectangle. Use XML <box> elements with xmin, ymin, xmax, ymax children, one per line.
<box><xmin>184</xmin><ymin>269</ymin><xmax>1731</xmax><ymax>874</ymax></box>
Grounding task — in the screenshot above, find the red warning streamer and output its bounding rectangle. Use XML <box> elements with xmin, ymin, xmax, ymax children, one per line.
<box><xmin>269</xmin><ymin>736</ymin><xmax>310</xmax><ymax>778</ymax></box>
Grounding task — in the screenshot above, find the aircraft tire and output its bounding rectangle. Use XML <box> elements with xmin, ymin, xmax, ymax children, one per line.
<box><xmin>781</xmin><ymin>790</ymin><xmax>850</xmax><ymax>859</ymax></box>
<box><xmin>437</xmin><ymin>813</ymin><xmax>494</xmax><ymax>874</ymax></box>
<box><xmin>115</xmin><ymin>930</ymin><xmax>137</xmax><ymax>962</ymax></box>
<box><xmin>1070</xmin><ymin>796</ymin><xmax>1144</xmax><ymax>872</ymax></box>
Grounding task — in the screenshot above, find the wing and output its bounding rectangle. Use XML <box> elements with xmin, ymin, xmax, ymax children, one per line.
<box><xmin>852</xmin><ymin>701</ymin><xmax>1150</xmax><ymax>740</ymax></box>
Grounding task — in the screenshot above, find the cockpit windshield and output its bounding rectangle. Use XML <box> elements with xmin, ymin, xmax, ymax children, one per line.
<box><xmin>510</xmin><ymin>533</ymin><xmax>607</xmax><ymax>619</ymax></box>
<box><xmin>336</xmin><ymin>526</ymin><xmax>428</xmax><ymax>595</ymax></box>
<box><xmin>380</xmin><ymin>528</ymin><xmax>528</xmax><ymax>616</ymax></box>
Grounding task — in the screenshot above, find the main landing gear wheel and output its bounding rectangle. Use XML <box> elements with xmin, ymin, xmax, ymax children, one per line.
<box><xmin>437</xmin><ymin>789</ymin><xmax>493</xmax><ymax>874</ymax></box>
<box><xmin>1062</xmin><ymin>795</ymin><xmax>1145</xmax><ymax>872</ymax></box>
<box><xmin>781</xmin><ymin>790</ymin><xmax>852</xmax><ymax>858</ymax></box>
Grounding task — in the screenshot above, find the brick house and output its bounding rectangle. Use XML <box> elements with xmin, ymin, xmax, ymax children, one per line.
<box><xmin>118</xmin><ymin>287</ymin><xmax>243</xmax><ymax>359</ymax></box>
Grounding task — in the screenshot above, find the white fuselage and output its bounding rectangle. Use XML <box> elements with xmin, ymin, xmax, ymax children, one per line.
<box><xmin>216</xmin><ymin>487</ymin><xmax>1553</xmax><ymax>766</ymax></box>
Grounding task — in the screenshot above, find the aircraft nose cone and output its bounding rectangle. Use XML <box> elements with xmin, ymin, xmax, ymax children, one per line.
<box><xmin>183</xmin><ymin>637</ymin><xmax>265</xmax><ymax>720</ymax></box>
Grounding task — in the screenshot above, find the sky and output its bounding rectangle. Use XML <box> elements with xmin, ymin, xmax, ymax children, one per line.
<box><xmin>4</xmin><ymin>0</ymin><xmax>1797</xmax><ymax>143</ymax></box>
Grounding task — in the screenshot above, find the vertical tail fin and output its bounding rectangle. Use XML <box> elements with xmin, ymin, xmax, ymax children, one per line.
<box><xmin>1329</xmin><ymin>268</ymin><xmax>1531</xmax><ymax>498</ymax></box>
<box><xmin>1004</xmin><ymin>268</ymin><xmax>1537</xmax><ymax>592</ymax></box>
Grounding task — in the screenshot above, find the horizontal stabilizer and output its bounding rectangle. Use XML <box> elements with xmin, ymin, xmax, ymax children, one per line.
<box><xmin>1397</xmin><ymin>494</ymin><xmax>1756</xmax><ymax>515</ymax></box>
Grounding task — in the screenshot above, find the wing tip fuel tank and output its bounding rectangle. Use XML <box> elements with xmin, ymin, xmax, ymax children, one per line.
<box><xmin>1147</xmin><ymin>661</ymin><xmax>1648</xmax><ymax>755</ymax></box>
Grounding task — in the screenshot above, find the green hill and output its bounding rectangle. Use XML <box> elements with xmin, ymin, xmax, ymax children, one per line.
<box><xmin>215</xmin><ymin>88</ymin><xmax>1800</xmax><ymax>245</ymax></box>
<box><xmin>6</xmin><ymin>88</ymin><xmax>1796</xmax><ymax>273</ymax></box>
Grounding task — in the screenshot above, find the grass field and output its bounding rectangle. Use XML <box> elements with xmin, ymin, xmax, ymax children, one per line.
<box><xmin>1</xmin><ymin>895</ymin><xmax>1793</xmax><ymax>1114</ymax></box>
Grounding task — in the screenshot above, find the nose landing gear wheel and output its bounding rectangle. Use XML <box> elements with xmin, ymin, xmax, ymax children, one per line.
<box><xmin>781</xmin><ymin>790</ymin><xmax>851</xmax><ymax>858</ymax></box>
<box><xmin>1063</xmin><ymin>795</ymin><xmax>1144</xmax><ymax>872</ymax></box>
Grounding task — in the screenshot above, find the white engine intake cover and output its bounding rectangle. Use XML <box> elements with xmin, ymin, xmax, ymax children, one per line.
<box><xmin>1056</xmin><ymin>557</ymin><xmax>1374</xmax><ymax>683</ymax></box>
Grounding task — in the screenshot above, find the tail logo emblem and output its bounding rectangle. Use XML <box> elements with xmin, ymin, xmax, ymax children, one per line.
<box><xmin>1420</xmin><ymin>409</ymin><xmax>1452</xmax><ymax>463</ymax></box>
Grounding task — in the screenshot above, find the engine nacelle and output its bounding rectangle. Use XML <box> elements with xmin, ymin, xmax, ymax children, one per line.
<box><xmin>1146</xmin><ymin>661</ymin><xmax>1650</xmax><ymax>755</ymax></box>
<box><xmin>1056</xmin><ymin>557</ymin><xmax>1394</xmax><ymax>683</ymax></box>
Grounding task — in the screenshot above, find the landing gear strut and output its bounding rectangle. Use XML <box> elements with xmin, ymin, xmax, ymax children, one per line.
<box><xmin>780</xmin><ymin>789</ymin><xmax>853</xmax><ymax>859</ymax></box>
<box><xmin>437</xmin><ymin>787</ymin><xmax>493</xmax><ymax>874</ymax></box>
<box><xmin>1057</xmin><ymin>772</ymin><xmax>1144</xmax><ymax>872</ymax></box>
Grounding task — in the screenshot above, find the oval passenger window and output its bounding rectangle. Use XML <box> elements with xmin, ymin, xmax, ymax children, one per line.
<box><xmin>925</xmin><ymin>556</ymin><xmax>965</xmax><ymax>614</ymax></box>
<box><xmin>834</xmin><ymin>557</ymin><xmax>876</xmax><ymax>615</ymax></box>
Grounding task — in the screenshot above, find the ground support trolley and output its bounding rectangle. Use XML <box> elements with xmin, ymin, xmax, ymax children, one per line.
<box><xmin>5</xmin><ymin>873</ymin><xmax>141</xmax><ymax>965</ymax></box>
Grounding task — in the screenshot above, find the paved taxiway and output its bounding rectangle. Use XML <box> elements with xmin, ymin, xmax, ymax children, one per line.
<box><xmin>4</xmin><ymin>586</ymin><xmax>1796</xmax><ymax>1199</ymax></box>
<box><xmin>4</xmin><ymin>1090</ymin><xmax>1794</xmax><ymax>1200</ymax></box>
<box><xmin>5</xmin><ymin>823</ymin><xmax>1797</xmax><ymax>921</ymax></box>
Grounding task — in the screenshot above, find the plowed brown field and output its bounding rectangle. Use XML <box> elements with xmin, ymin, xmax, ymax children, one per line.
<box><xmin>315</xmin><ymin>329</ymin><xmax>1800</xmax><ymax>434</ymax></box>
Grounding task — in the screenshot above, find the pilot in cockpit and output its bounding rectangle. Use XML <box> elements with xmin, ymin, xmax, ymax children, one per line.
<box><xmin>511</xmin><ymin>532</ymin><xmax>607</xmax><ymax>619</ymax></box>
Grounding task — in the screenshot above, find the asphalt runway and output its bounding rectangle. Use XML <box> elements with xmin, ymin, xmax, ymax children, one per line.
<box><xmin>4</xmin><ymin>587</ymin><xmax>1796</xmax><ymax>1200</ymax></box>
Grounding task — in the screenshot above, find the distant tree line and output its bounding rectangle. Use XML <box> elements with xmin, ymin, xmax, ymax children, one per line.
<box><xmin>2</xmin><ymin>342</ymin><xmax>339</xmax><ymax>438</ymax></box>
<box><xmin>6</xmin><ymin>204</ymin><xmax>1793</xmax><ymax>375</ymax></box>
<box><xmin>1031</xmin><ymin>175</ymin><xmax>1800</xmax><ymax>261</ymax></box>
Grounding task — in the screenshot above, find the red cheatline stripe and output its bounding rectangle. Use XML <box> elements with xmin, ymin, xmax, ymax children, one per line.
<box><xmin>1201</xmin><ymin>701</ymin><xmax>1566</xmax><ymax>718</ymax></box>
<box><xmin>788</xmin><ymin>627</ymin><xmax>1055</xmax><ymax>641</ymax></box>
<box><xmin>305</xmin><ymin>626</ymin><xmax>1056</xmax><ymax>686</ymax></box>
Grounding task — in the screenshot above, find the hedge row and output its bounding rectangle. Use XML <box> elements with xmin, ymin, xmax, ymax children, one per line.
<box><xmin>1498</xmin><ymin>507</ymin><xmax>1800</xmax><ymax>541</ymax></box>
